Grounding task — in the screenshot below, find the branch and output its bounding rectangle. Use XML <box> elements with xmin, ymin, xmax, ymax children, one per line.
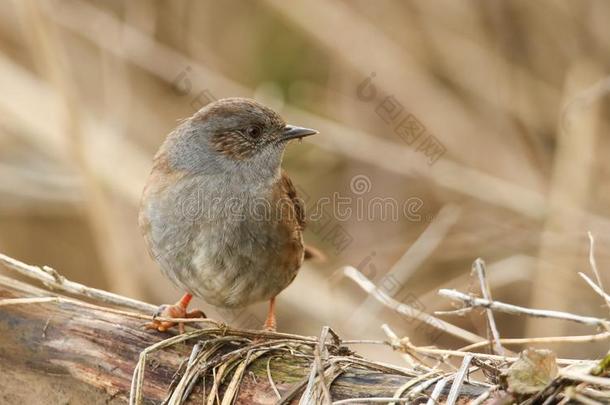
<box><xmin>437</xmin><ymin>289</ymin><xmax>609</xmax><ymax>328</ymax></box>
<box><xmin>343</xmin><ymin>266</ymin><xmax>485</xmax><ymax>344</ymax></box>
<box><xmin>0</xmin><ymin>254</ymin><xmax>488</xmax><ymax>404</ymax></box>
<box><xmin>445</xmin><ymin>355</ymin><xmax>473</xmax><ymax>405</ymax></box>
<box><xmin>458</xmin><ymin>331</ymin><xmax>610</xmax><ymax>352</ymax></box>
<box><xmin>472</xmin><ymin>258</ymin><xmax>505</xmax><ymax>355</ymax></box>
<box><xmin>580</xmin><ymin>231</ymin><xmax>610</xmax><ymax>315</ymax></box>
<box><xmin>0</xmin><ymin>252</ymin><xmax>155</xmax><ymax>313</ymax></box>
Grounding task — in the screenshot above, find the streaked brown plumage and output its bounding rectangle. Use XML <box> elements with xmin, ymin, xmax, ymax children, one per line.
<box><xmin>139</xmin><ymin>97</ymin><xmax>320</xmax><ymax>332</ymax></box>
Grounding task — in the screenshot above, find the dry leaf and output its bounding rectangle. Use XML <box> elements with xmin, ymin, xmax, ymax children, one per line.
<box><xmin>504</xmin><ymin>349</ymin><xmax>558</xmax><ymax>395</ymax></box>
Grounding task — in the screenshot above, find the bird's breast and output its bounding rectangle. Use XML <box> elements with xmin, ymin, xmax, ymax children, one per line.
<box><xmin>142</xmin><ymin>174</ymin><xmax>304</xmax><ymax>308</ymax></box>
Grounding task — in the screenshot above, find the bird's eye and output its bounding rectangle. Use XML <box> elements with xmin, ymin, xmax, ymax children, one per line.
<box><xmin>245</xmin><ymin>126</ymin><xmax>262</xmax><ymax>139</ymax></box>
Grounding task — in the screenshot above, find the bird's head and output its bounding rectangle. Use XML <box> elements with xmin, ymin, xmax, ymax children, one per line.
<box><xmin>164</xmin><ymin>97</ymin><xmax>318</xmax><ymax>182</ymax></box>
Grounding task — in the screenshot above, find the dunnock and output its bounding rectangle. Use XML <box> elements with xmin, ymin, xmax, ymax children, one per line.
<box><xmin>139</xmin><ymin>97</ymin><xmax>320</xmax><ymax>332</ymax></box>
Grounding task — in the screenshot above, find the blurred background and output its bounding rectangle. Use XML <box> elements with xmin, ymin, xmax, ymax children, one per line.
<box><xmin>1</xmin><ymin>0</ymin><xmax>610</xmax><ymax>363</ymax></box>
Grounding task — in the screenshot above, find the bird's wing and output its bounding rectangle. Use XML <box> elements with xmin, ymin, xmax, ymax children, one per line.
<box><xmin>279</xmin><ymin>169</ymin><xmax>306</xmax><ymax>231</ymax></box>
<box><xmin>279</xmin><ymin>170</ymin><xmax>326</xmax><ymax>261</ymax></box>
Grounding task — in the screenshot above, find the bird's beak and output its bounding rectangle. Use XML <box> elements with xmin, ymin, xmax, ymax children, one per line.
<box><xmin>281</xmin><ymin>125</ymin><xmax>318</xmax><ymax>141</ymax></box>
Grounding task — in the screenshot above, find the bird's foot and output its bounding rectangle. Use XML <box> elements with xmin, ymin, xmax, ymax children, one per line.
<box><xmin>262</xmin><ymin>297</ymin><xmax>277</xmax><ymax>332</ymax></box>
<box><xmin>262</xmin><ymin>318</ymin><xmax>277</xmax><ymax>333</ymax></box>
<box><xmin>250</xmin><ymin>297</ymin><xmax>278</xmax><ymax>343</ymax></box>
<box><xmin>251</xmin><ymin>320</ymin><xmax>276</xmax><ymax>344</ymax></box>
<box><xmin>145</xmin><ymin>293</ymin><xmax>205</xmax><ymax>334</ymax></box>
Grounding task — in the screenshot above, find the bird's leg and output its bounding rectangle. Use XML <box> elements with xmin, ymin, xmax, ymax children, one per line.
<box><xmin>262</xmin><ymin>297</ymin><xmax>277</xmax><ymax>332</ymax></box>
<box><xmin>145</xmin><ymin>293</ymin><xmax>206</xmax><ymax>333</ymax></box>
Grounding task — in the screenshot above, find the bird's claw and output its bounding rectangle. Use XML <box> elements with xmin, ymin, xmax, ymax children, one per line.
<box><xmin>144</xmin><ymin>301</ymin><xmax>205</xmax><ymax>334</ymax></box>
<box><xmin>152</xmin><ymin>304</ymin><xmax>169</xmax><ymax>320</ymax></box>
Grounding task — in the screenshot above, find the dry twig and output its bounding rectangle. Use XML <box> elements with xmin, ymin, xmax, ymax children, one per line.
<box><xmin>459</xmin><ymin>332</ymin><xmax>610</xmax><ymax>352</ymax></box>
<box><xmin>0</xmin><ymin>252</ymin><xmax>155</xmax><ymax>313</ymax></box>
<box><xmin>438</xmin><ymin>288</ymin><xmax>609</xmax><ymax>328</ymax></box>
<box><xmin>343</xmin><ymin>266</ymin><xmax>484</xmax><ymax>344</ymax></box>
<box><xmin>445</xmin><ymin>355</ymin><xmax>473</xmax><ymax>405</ymax></box>
<box><xmin>473</xmin><ymin>258</ymin><xmax>505</xmax><ymax>355</ymax></box>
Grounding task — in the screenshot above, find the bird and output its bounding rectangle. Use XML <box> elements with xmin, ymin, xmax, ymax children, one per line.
<box><xmin>138</xmin><ymin>97</ymin><xmax>320</xmax><ymax>333</ymax></box>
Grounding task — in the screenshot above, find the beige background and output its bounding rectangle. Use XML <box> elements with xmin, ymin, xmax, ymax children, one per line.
<box><xmin>1</xmin><ymin>0</ymin><xmax>610</xmax><ymax>363</ymax></box>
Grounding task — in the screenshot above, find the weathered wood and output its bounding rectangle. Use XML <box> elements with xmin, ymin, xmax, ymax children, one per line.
<box><xmin>0</xmin><ymin>274</ymin><xmax>487</xmax><ymax>404</ymax></box>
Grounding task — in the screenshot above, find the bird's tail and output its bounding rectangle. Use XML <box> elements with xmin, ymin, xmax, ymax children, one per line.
<box><xmin>304</xmin><ymin>245</ymin><xmax>326</xmax><ymax>262</ymax></box>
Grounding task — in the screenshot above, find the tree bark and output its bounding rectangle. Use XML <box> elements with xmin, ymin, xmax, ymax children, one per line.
<box><xmin>0</xmin><ymin>274</ymin><xmax>487</xmax><ymax>404</ymax></box>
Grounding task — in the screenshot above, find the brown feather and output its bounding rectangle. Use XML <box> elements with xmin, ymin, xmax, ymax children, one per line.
<box><xmin>277</xmin><ymin>171</ymin><xmax>326</xmax><ymax>261</ymax></box>
<box><xmin>278</xmin><ymin>169</ymin><xmax>306</xmax><ymax>231</ymax></box>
